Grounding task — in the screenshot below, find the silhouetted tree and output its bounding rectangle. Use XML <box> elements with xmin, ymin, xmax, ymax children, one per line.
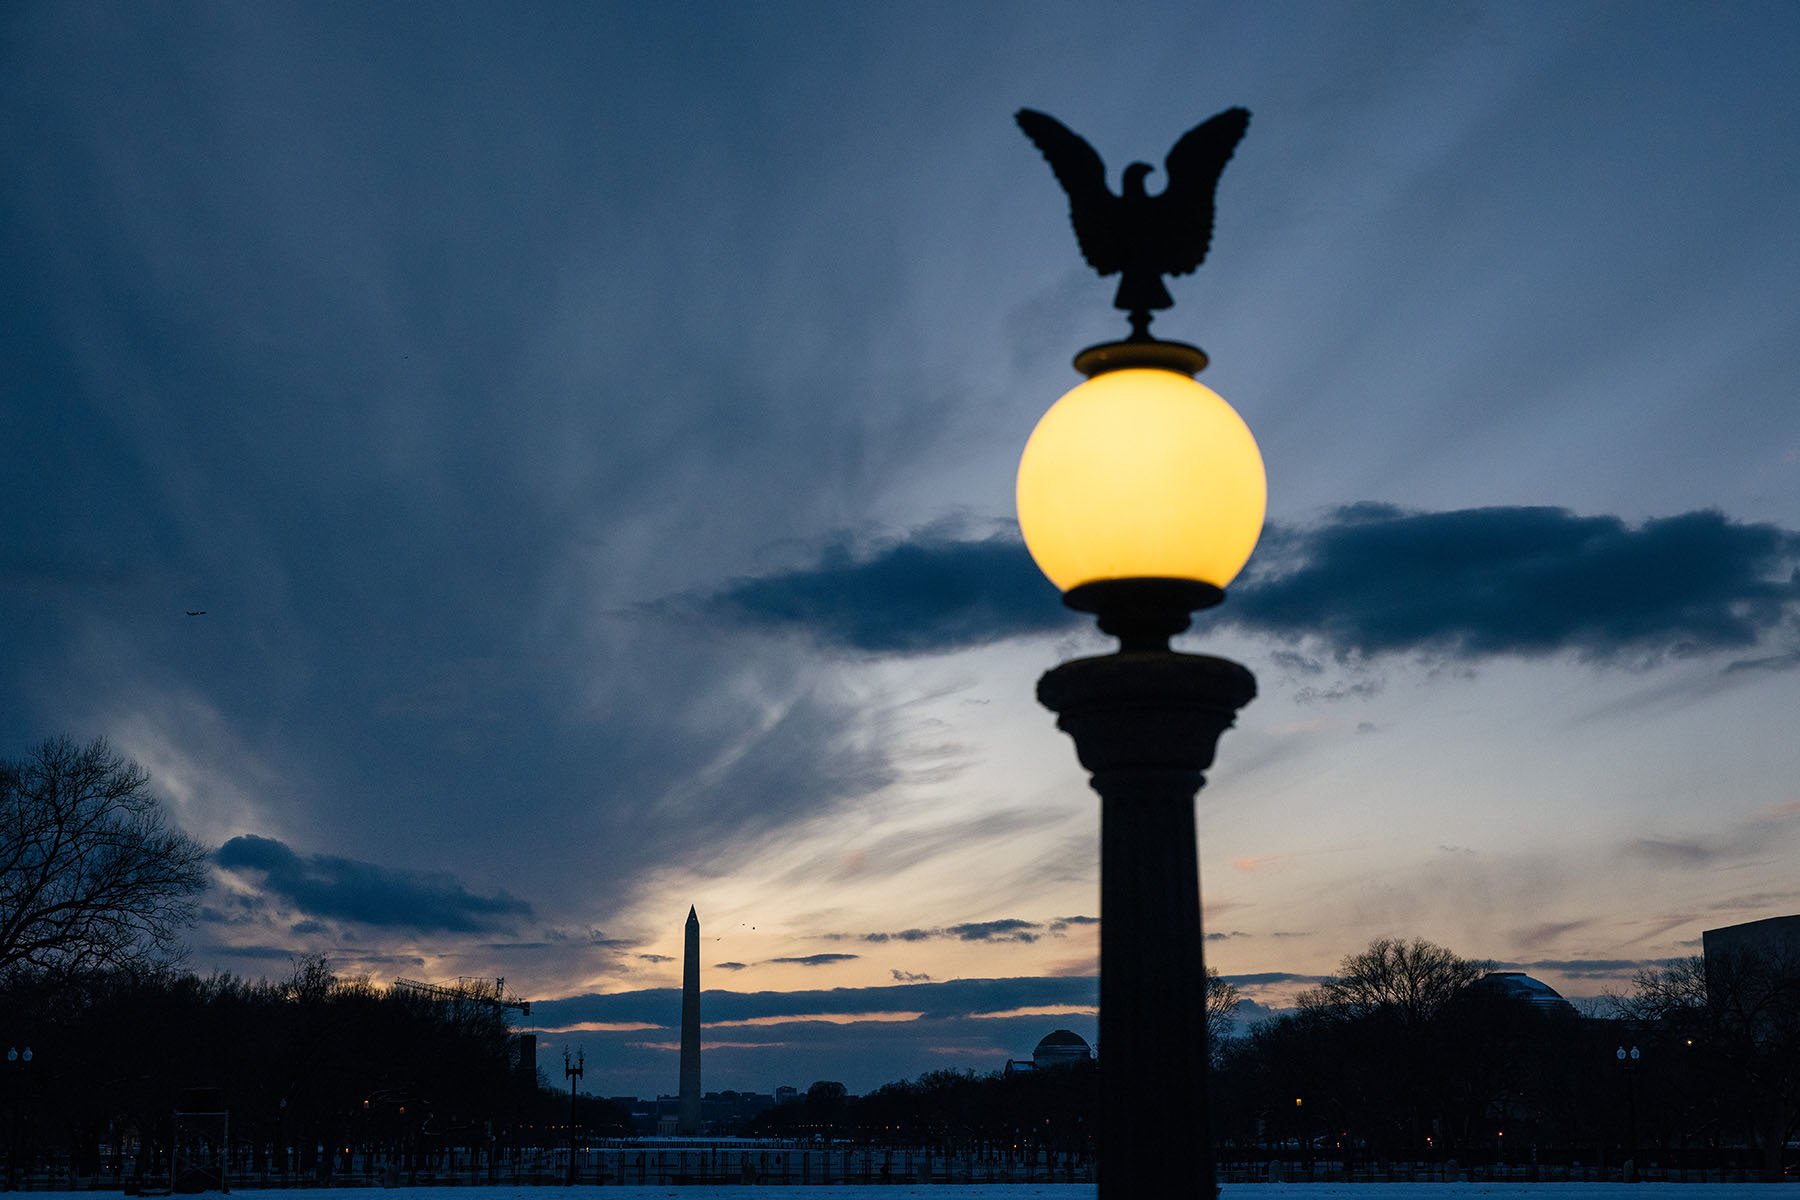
<box><xmin>1622</xmin><ymin>952</ymin><xmax>1800</xmax><ymax>1180</ymax></box>
<box><xmin>0</xmin><ymin>737</ymin><xmax>208</xmax><ymax>983</ymax></box>
<box><xmin>1284</xmin><ymin>937</ymin><xmax>1493</xmax><ymax>1156</ymax></box>
<box><xmin>1206</xmin><ymin>965</ymin><xmax>1243</xmax><ymax>1063</ymax></box>
<box><xmin>1299</xmin><ymin>936</ymin><xmax>1491</xmax><ymax>1025</ymax></box>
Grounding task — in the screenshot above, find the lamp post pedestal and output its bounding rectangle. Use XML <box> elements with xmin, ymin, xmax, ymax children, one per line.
<box><xmin>1038</xmin><ymin>649</ymin><xmax>1254</xmax><ymax>1200</ymax></box>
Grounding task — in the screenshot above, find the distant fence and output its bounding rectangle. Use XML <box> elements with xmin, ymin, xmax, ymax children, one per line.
<box><xmin>1217</xmin><ymin>1159</ymin><xmax>1796</xmax><ymax>1185</ymax></box>
<box><xmin>8</xmin><ymin>1149</ymin><xmax>1796</xmax><ymax>1189</ymax></box>
<box><xmin>1</xmin><ymin>1143</ymin><xmax>1095</xmax><ymax>1189</ymax></box>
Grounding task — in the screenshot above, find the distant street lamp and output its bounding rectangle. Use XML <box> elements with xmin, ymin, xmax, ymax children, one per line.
<box><xmin>6</xmin><ymin>1046</ymin><xmax>34</xmax><ymax>1191</ymax></box>
<box><xmin>563</xmin><ymin>1049</ymin><xmax>584</xmax><ymax>1187</ymax></box>
<box><xmin>1014</xmin><ymin>108</ymin><xmax>1262</xmax><ymax>1200</ymax></box>
<box><xmin>1616</xmin><ymin>1044</ymin><xmax>1640</xmax><ymax>1180</ymax></box>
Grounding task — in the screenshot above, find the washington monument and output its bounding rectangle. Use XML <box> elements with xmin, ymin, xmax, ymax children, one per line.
<box><xmin>678</xmin><ymin>905</ymin><xmax>701</xmax><ymax>1134</ymax></box>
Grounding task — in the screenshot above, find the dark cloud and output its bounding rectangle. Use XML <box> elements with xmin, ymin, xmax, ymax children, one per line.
<box><xmin>1222</xmin><ymin>972</ymin><xmax>1328</xmax><ymax>986</ymax></box>
<box><xmin>890</xmin><ymin>969</ymin><xmax>933</xmax><ymax>982</ymax></box>
<box><xmin>1206</xmin><ymin>930</ymin><xmax>1252</xmax><ymax>942</ymax></box>
<box><xmin>856</xmin><ymin>919</ymin><xmax>1044</xmax><ymax>944</ymax></box>
<box><xmin>714</xmin><ymin>961</ymin><xmax>748</xmax><ymax>971</ymax></box>
<box><xmin>638</xmin><ymin>953</ymin><xmax>674</xmax><ymax>964</ymax></box>
<box><xmin>215</xmin><ymin>834</ymin><xmax>532</xmax><ymax>933</ymax></box>
<box><xmin>1234</xmin><ymin>505</ymin><xmax>1799</xmax><ymax>661</ymax></box>
<box><xmin>1522</xmin><ymin>958</ymin><xmax>1683</xmax><ymax>977</ymax></box>
<box><xmin>768</xmin><ymin>954</ymin><xmax>860</xmax><ymax>967</ymax></box>
<box><xmin>860</xmin><ymin>929</ymin><xmax>935</xmax><ymax>944</ymax></box>
<box><xmin>699</xmin><ymin>531</ymin><xmax>1063</xmax><ymax>656</ymax></box>
<box><xmin>946</xmin><ymin>919</ymin><xmax>1040</xmax><ymax>943</ymax></box>
<box><xmin>695</xmin><ymin>507</ymin><xmax>1799</xmax><ymax>665</ymax></box>
<box><xmin>209</xmin><ymin>944</ymin><xmax>301</xmax><ymax>960</ymax></box>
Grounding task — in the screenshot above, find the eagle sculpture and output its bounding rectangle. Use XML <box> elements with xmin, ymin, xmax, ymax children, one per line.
<box><xmin>1016</xmin><ymin>107</ymin><xmax>1249</xmax><ymax>340</ymax></box>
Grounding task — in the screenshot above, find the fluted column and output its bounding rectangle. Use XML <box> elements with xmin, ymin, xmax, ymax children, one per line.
<box><xmin>1038</xmin><ymin>650</ymin><xmax>1254</xmax><ymax>1200</ymax></box>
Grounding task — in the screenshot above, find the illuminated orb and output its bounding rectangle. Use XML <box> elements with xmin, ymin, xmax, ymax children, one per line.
<box><xmin>1015</xmin><ymin>367</ymin><xmax>1266</xmax><ymax>593</ymax></box>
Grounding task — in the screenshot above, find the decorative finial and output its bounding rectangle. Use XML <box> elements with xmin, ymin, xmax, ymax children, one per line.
<box><xmin>1016</xmin><ymin>108</ymin><xmax>1249</xmax><ymax>341</ymax></box>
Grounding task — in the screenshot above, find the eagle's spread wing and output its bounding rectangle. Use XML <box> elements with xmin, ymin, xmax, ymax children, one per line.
<box><xmin>1158</xmin><ymin>107</ymin><xmax>1250</xmax><ymax>277</ymax></box>
<box><xmin>1015</xmin><ymin>109</ymin><xmax>1120</xmax><ymax>275</ymax></box>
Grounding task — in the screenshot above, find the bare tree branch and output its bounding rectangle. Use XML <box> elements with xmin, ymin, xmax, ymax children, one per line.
<box><xmin>1</xmin><ymin>735</ymin><xmax>209</xmax><ymax>982</ymax></box>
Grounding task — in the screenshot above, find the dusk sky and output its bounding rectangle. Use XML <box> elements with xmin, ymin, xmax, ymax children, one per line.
<box><xmin>5</xmin><ymin>3</ymin><xmax>1800</xmax><ymax>1097</ymax></box>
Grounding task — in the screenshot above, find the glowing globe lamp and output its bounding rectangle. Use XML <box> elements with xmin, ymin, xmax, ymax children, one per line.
<box><xmin>1016</xmin><ymin>355</ymin><xmax>1265</xmax><ymax>647</ymax></box>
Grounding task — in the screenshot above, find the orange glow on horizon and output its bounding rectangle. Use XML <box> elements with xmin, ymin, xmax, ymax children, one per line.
<box><xmin>531</xmin><ymin>1020</ymin><xmax>665</xmax><ymax>1034</ymax></box>
<box><xmin>968</xmin><ymin>1004</ymin><xmax>1097</xmax><ymax>1021</ymax></box>
<box><xmin>710</xmin><ymin>1011</ymin><xmax>924</xmax><ymax>1028</ymax></box>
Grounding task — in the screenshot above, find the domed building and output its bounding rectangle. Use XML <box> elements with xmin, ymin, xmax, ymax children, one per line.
<box><xmin>1032</xmin><ymin>1028</ymin><xmax>1094</xmax><ymax>1069</ymax></box>
<box><xmin>1473</xmin><ymin>971</ymin><xmax>1577</xmax><ymax>1015</ymax></box>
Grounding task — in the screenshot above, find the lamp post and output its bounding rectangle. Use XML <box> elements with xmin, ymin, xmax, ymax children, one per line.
<box><xmin>1020</xmin><ymin>333</ymin><xmax>1261</xmax><ymax>1200</ymax></box>
<box><xmin>1616</xmin><ymin>1044</ymin><xmax>1640</xmax><ymax>1181</ymax></box>
<box><xmin>563</xmin><ymin>1049</ymin><xmax>583</xmax><ymax>1186</ymax></box>
<box><xmin>1015</xmin><ymin>105</ymin><xmax>1261</xmax><ymax>1200</ymax></box>
<box><xmin>5</xmin><ymin>1045</ymin><xmax>33</xmax><ymax>1192</ymax></box>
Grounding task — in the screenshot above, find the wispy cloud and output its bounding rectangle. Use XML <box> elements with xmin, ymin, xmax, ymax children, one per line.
<box><xmin>1625</xmin><ymin>837</ymin><xmax>1719</xmax><ymax>867</ymax></box>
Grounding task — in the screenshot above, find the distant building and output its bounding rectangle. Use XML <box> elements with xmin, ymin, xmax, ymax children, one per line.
<box><xmin>1703</xmin><ymin>914</ymin><xmax>1800</xmax><ymax>968</ymax></box>
<box><xmin>1702</xmin><ymin>914</ymin><xmax>1800</xmax><ymax>1035</ymax></box>
<box><xmin>1031</xmin><ymin>1028</ymin><xmax>1094</xmax><ymax>1069</ymax></box>
<box><xmin>1474</xmin><ymin>971</ymin><xmax>1577</xmax><ymax>1016</ymax></box>
<box><xmin>512</xmin><ymin>1031</ymin><xmax>538</xmax><ymax>1079</ymax></box>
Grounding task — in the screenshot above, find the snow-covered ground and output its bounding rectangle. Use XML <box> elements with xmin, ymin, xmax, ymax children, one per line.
<box><xmin>12</xmin><ymin>1187</ymin><xmax>1797</xmax><ymax>1199</ymax></box>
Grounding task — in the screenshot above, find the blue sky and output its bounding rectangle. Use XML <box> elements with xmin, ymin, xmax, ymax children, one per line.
<box><xmin>5</xmin><ymin>2</ymin><xmax>1799</xmax><ymax>1097</ymax></box>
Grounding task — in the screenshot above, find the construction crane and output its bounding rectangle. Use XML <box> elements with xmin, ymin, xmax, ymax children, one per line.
<box><xmin>391</xmin><ymin>975</ymin><xmax>531</xmax><ymax>1016</ymax></box>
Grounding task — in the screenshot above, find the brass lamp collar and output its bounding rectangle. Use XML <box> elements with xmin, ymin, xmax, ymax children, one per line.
<box><xmin>1073</xmin><ymin>338</ymin><xmax>1208</xmax><ymax>378</ymax></box>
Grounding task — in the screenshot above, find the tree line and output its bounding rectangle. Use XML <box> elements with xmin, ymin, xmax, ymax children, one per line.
<box><xmin>739</xmin><ymin>937</ymin><xmax>1795</xmax><ymax>1181</ymax></box>
<box><xmin>3</xmin><ymin>737</ymin><xmax>623</xmax><ymax>1186</ymax></box>
<box><xmin>2</xmin><ymin>957</ymin><xmax>594</xmax><ymax>1185</ymax></box>
<box><xmin>4</xmin><ymin>736</ymin><xmax>1796</xmax><ymax>1181</ymax></box>
<box><xmin>1216</xmin><ymin>935</ymin><xmax>1797</xmax><ymax>1180</ymax></box>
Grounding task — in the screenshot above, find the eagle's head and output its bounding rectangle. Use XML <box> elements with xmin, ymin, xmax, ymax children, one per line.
<box><xmin>1122</xmin><ymin>161</ymin><xmax>1156</xmax><ymax>197</ymax></box>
